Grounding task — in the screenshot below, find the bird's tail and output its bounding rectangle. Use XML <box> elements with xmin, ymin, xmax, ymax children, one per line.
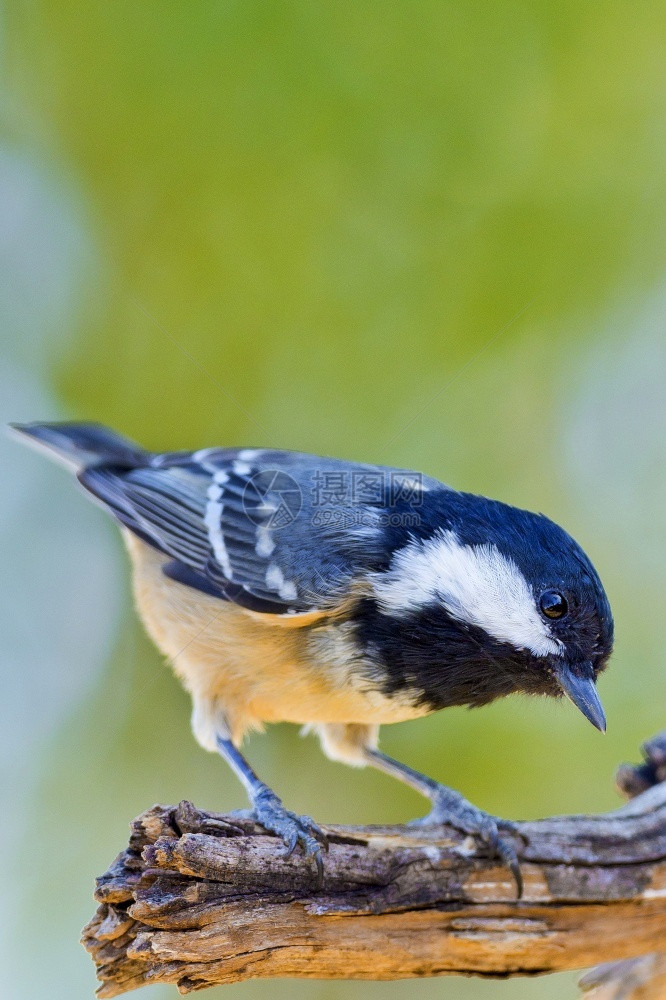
<box><xmin>8</xmin><ymin>421</ymin><xmax>148</xmax><ymax>472</ymax></box>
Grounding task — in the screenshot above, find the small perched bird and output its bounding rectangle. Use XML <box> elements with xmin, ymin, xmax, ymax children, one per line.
<box><xmin>11</xmin><ymin>422</ymin><xmax>613</xmax><ymax>892</ymax></box>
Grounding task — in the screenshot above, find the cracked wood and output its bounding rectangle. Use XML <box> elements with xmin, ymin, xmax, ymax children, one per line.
<box><xmin>82</xmin><ymin>736</ymin><xmax>666</xmax><ymax>996</ymax></box>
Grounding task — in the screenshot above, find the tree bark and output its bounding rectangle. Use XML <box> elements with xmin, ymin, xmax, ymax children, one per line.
<box><xmin>82</xmin><ymin>734</ymin><xmax>666</xmax><ymax>997</ymax></box>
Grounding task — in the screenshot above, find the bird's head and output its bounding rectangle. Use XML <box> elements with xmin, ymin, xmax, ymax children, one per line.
<box><xmin>369</xmin><ymin>492</ymin><xmax>614</xmax><ymax>728</ymax></box>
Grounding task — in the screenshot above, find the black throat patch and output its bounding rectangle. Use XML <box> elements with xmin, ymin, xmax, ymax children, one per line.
<box><xmin>353</xmin><ymin>598</ymin><xmax>560</xmax><ymax>712</ymax></box>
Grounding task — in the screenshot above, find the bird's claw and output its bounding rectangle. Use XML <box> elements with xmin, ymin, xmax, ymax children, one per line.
<box><xmin>252</xmin><ymin>790</ymin><xmax>328</xmax><ymax>887</ymax></box>
<box><xmin>495</xmin><ymin>837</ymin><xmax>523</xmax><ymax>898</ymax></box>
<box><xmin>497</xmin><ymin>816</ymin><xmax>529</xmax><ymax>850</ymax></box>
<box><xmin>411</xmin><ymin>786</ymin><xmax>523</xmax><ymax>898</ymax></box>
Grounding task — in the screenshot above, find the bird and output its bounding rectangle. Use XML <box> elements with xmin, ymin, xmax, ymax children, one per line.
<box><xmin>10</xmin><ymin>421</ymin><xmax>614</xmax><ymax>894</ymax></box>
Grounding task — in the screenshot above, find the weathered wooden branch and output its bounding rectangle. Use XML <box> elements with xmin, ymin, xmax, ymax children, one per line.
<box><xmin>83</xmin><ymin>735</ymin><xmax>666</xmax><ymax>997</ymax></box>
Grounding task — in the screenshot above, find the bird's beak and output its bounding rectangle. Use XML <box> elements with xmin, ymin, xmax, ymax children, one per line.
<box><xmin>553</xmin><ymin>661</ymin><xmax>606</xmax><ymax>733</ymax></box>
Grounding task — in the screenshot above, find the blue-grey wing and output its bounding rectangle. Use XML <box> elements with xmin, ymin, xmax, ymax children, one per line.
<box><xmin>79</xmin><ymin>447</ymin><xmax>442</xmax><ymax>615</ymax></box>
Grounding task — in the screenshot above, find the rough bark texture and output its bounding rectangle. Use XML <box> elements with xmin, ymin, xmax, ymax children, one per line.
<box><xmin>82</xmin><ymin>735</ymin><xmax>666</xmax><ymax>997</ymax></box>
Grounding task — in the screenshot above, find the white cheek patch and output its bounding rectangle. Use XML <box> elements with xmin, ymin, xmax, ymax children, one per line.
<box><xmin>372</xmin><ymin>530</ymin><xmax>562</xmax><ymax>657</ymax></box>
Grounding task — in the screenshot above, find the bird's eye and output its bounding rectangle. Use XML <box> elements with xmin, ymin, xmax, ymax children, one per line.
<box><xmin>539</xmin><ymin>590</ymin><xmax>568</xmax><ymax>620</ymax></box>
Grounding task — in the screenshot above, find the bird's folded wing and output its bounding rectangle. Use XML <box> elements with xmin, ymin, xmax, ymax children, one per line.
<box><xmin>78</xmin><ymin>448</ymin><xmax>434</xmax><ymax>616</ymax></box>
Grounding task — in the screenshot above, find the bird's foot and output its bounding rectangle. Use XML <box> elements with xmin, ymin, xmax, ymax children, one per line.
<box><xmin>250</xmin><ymin>789</ymin><xmax>328</xmax><ymax>886</ymax></box>
<box><xmin>410</xmin><ymin>785</ymin><xmax>523</xmax><ymax>897</ymax></box>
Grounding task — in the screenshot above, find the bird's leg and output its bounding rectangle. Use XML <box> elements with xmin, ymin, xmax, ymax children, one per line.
<box><xmin>363</xmin><ymin>747</ymin><xmax>522</xmax><ymax>896</ymax></box>
<box><xmin>215</xmin><ymin>736</ymin><xmax>328</xmax><ymax>884</ymax></box>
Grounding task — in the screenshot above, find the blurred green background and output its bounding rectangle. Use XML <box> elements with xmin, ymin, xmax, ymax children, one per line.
<box><xmin>3</xmin><ymin>2</ymin><xmax>666</xmax><ymax>998</ymax></box>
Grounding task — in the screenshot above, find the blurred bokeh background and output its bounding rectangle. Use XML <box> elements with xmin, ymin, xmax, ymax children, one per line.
<box><xmin>3</xmin><ymin>3</ymin><xmax>666</xmax><ymax>998</ymax></box>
